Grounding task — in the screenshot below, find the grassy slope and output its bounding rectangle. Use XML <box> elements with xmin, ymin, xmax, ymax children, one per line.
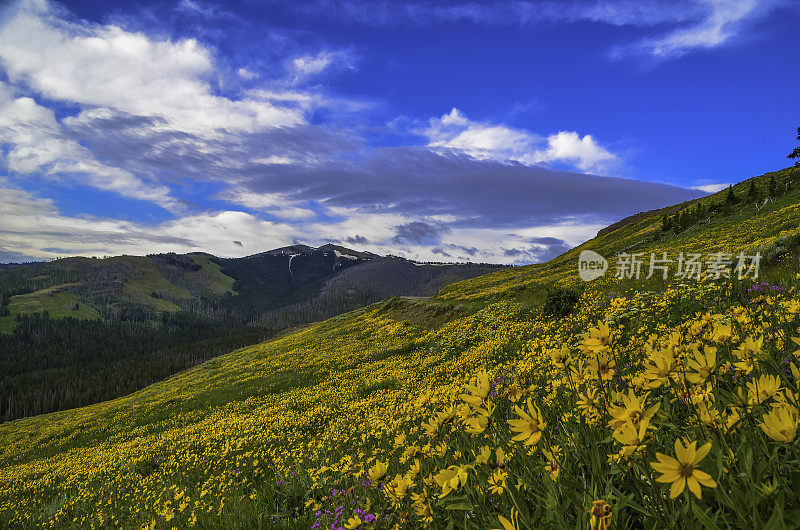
<box><xmin>439</xmin><ymin>166</ymin><xmax>800</xmax><ymax>301</ymax></box>
<box><xmin>189</xmin><ymin>254</ymin><xmax>237</xmax><ymax>296</ymax></box>
<box><xmin>0</xmin><ymin>284</ymin><xmax>100</xmax><ymax>333</ymax></box>
<box><xmin>0</xmin><ymin>254</ymin><xmax>238</xmax><ymax>333</ymax></box>
<box><xmin>1</xmin><ymin>166</ymin><xmax>800</xmax><ymax>528</ymax></box>
<box><xmin>114</xmin><ymin>255</ymin><xmax>193</xmax><ymax>311</ymax></box>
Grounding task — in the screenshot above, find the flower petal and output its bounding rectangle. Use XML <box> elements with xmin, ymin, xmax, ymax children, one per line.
<box><xmin>693</xmin><ymin>442</ymin><xmax>712</xmax><ymax>464</ymax></box>
<box><xmin>687</xmin><ymin>476</ymin><xmax>702</xmax><ymax>499</ymax></box>
<box><xmin>669</xmin><ymin>477</ymin><xmax>686</xmax><ymax>499</ymax></box>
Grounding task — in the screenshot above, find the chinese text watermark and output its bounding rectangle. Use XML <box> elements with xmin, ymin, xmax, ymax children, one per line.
<box><xmin>578</xmin><ymin>251</ymin><xmax>761</xmax><ymax>282</ymax></box>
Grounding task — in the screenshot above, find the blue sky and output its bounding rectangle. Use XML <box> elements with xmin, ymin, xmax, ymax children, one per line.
<box><xmin>0</xmin><ymin>0</ymin><xmax>798</xmax><ymax>264</ymax></box>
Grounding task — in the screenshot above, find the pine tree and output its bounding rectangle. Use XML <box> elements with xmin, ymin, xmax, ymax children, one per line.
<box><xmin>724</xmin><ymin>185</ymin><xmax>736</xmax><ymax>205</ymax></box>
<box><xmin>788</xmin><ymin>126</ymin><xmax>800</xmax><ymax>167</ymax></box>
<box><xmin>747</xmin><ymin>180</ymin><xmax>757</xmax><ymax>199</ymax></box>
<box><xmin>769</xmin><ymin>175</ymin><xmax>778</xmax><ymax>197</ymax></box>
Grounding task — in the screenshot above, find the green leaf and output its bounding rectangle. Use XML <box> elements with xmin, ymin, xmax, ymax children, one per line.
<box><xmin>765</xmin><ymin>501</ymin><xmax>787</xmax><ymax>530</ymax></box>
<box><xmin>445</xmin><ymin>500</ymin><xmax>475</xmax><ymax>511</ymax></box>
<box><xmin>690</xmin><ymin>502</ymin><xmax>721</xmax><ymax>530</ymax></box>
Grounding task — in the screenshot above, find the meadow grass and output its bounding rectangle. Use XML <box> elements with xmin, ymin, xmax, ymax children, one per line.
<box><xmin>2</xmin><ymin>167</ymin><xmax>800</xmax><ymax>528</ymax></box>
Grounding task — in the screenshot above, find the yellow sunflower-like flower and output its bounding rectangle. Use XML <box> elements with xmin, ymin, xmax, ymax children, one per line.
<box><xmin>760</xmin><ymin>403</ymin><xmax>798</xmax><ymax>443</ymax></box>
<box><xmin>588</xmin><ymin>500</ymin><xmax>613</xmax><ymax>530</ymax></box>
<box><xmin>344</xmin><ymin>515</ymin><xmax>362</xmax><ymax>529</ymax></box>
<box><xmin>747</xmin><ymin>374</ymin><xmax>781</xmax><ymax>404</ymax></box>
<box><xmin>550</xmin><ymin>346</ymin><xmax>570</xmax><ymax>368</ymax></box>
<box><xmin>582</xmin><ymin>322</ymin><xmax>613</xmax><ymax>354</ymax></box>
<box><xmin>588</xmin><ymin>353</ymin><xmax>616</xmax><ymax>381</ymax></box>
<box><xmin>710</xmin><ymin>323</ymin><xmax>733</xmax><ymax>343</ymax></box>
<box><xmin>686</xmin><ymin>346</ymin><xmax>716</xmax><ymax>384</ymax></box>
<box><xmin>460</xmin><ymin>370</ymin><xmax>491</xmax><ymax>407</ymax></box>
<box><xmin>650</xmin><ymin>439</ymin><xmax>717</xmax><ymax>499</ymax></box>
<box><xmin>576</xmin><ymin>387</ymin><xmax>602</xmax><ymax>421</ymax></box>
<box><xmin>542</xmin><ymin>445</ymin><xmax>561</xmax><ymax>480</ymax></box>
<box><xmin>412</xmin><ymin>500</ymin><xmax>433</xmax><ymax>527</ymax></box>
<box><xmin>734</xmin><ymin>336</ymin><xmax>764</xmax><ymax>359</ymax></box>
<box><xmin>433</xmin><ymin>464</ymin><xmax>471</xmax><ymax>497</ymax></box>
<box><xmin>474</xmin><ymin>446</ymin><xmax>491</xmax><ymax>465</ymax></box>
<box><xmin>421</xmin><ymin>418</ymin><xmax>441</xmax><ymax>438</ymax></box>
<box><xmin>368</xmin><ymin>461</ymin><xmax>388</xmax><ymax>482</ymax></box>
<box><xmin>642</xmin><ymin>349</ymin><xmax>675</xmax><ymax>389</ymax></box>
<box><xmin>613</xmin><ymin>417</ymin><xmax>653</xmax><ymax>457</ymax></box>
<box><xmin>487</xmin><ymin>468</ymin><xmax>507</xmax><ymax>495</ymax></box>
<box><xmin>464</xmin><ymin>403</ymin><xmax>494</xmax><ymax>434</ymax></box>
<box><xmin>607</xmin><ymin>389</ymin><xmax>659</xmax><ymax>430</ymax></box>
<box><xmin>508</xmin><ymin>398</ymin><xmax>547</xmax><ymax>446</ymax></box>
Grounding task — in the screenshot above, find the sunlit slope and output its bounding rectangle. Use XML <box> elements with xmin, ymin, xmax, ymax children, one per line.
<box><xmin>438</xmin><ymin>166</ymin><xmax>800</xmax><ymax>300</ymax></box>
<box><xmin>1</xmin><ymin>166</ymin><xmax>800</xmax><ymax>528</ymax></box>
<box><xmin>0</xmin><ymin>295</ymin><xmax>519</xmax><ymax>527</ymax></box>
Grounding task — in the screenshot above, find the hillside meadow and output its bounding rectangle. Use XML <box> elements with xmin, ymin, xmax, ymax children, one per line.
<box><xmin>1</xmin><ymin>167</ymin><xmax>800</xmax><ymax>528</ymax></box>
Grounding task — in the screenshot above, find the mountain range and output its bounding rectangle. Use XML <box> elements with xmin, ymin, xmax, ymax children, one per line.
<box><xmin>0</xmin><ymin>244</ymin><xmax>504</xmax><ymax>421</ymax></box>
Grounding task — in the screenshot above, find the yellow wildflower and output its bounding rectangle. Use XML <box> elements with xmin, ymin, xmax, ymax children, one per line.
<box><xmin>368</xmin><ymin>461</ymin><xmax>388</xmax><ymax>482</ymax></box>
<box><xmin>747</xmin><ymin>374</ymin><xmax>781</xmax><ymax>404</ymax></box>
<box><xmin>460</xmin><ymin>370</ymin><xmax>491</xmax><ymax>407</ymax></box>
<box><xmin>760</xmin><ymin>403</ymin><xmax>798</xmax><ymax>443</ymax></box>
<box><xmin>433</xmin><ymin>465</ymin><xmax>471</xmax><ymax>497</ymax></box>
<box><xmin>344</xmin><ymin>516</ymin><xmax>362</xmax><ymax>529</ymax></box>
<box><xmin>508</xmin><ymin>398</ymin><xmax>547</xmax><ymax>446</ymax></box>
<box><xmin>588</xmin><ymin>500</ymin><xmax>613</xmax><ymax>530</ymax></box>
<box><xmin>650</xmin><ymin>439</ymin><xmax>717</xmax><ymax>499</ymax></box>
<box><xmin>488</xmin><ymin>469</ymin><xmax>507</xmax><ymax>495</ymax></box>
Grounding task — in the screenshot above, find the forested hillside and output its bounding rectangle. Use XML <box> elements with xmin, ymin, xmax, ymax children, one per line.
<box><xmin>0</xmin><ymin>246</ymin><xmax>503</xmax><ymax>421</ymax></box>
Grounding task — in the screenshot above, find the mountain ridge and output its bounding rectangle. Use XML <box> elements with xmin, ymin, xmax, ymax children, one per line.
<box><xmin>0</xmin><ymin>244</ymin><xmax>505</xmax><ymax>422</ymax></box>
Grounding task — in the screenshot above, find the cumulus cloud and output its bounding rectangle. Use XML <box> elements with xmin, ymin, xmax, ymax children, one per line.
<box><xmin>534</xmin><ymin>131</ymin><xmax>617</xmax><ymax>171</ymax></box>
<box><xmin>420</xmin><ymin>108</ymin><xmax>617</xmax><ymax>172</ymax></box>
<box><xmin>0</xmin><ymin>0</ymin><xmax>305</xmax><ymax>136</ymax></box>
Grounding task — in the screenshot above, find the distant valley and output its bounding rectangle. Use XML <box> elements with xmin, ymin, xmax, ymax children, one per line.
<box><xmin>0</xmin><ymin>244</ymin><xmax>504</xmax><ymax>422</ymax></box>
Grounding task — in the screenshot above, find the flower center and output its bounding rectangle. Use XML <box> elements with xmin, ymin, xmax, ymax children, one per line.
<box><xmin>679</xmin><ymin>463</ymin><xmax>695</xmax><ymax>478</ymax></box>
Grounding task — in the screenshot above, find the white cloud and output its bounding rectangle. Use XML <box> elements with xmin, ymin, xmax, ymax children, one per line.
<box><xmin>533</xmin><ymin>131</ymin><xmax>617</xmax><ymax>171</ymax></box>
<box><xmin>0</xmin><ymin>184</ymin><xmax>297</xmax><ymax>260</ymax></box>
<box><xmin>615</xmin><ymin>0</ymin><xmax>781</xmax><ymax>59</ymax></box>
<box><xmin>694</xmin><ymin>183</ymin><xmax>730</xmax><ymax>193</ymax></box>
<box><xmin>0</xmin><ymin>0</ymin><xmax>305</xmax><ymax>135</ymax></box>
<box><xmin>420</xmin><ymin>108</ymin><xmax>617</xmax><ymax>172</ymax></box>
<box><xmin>217</xmin><ymin>189</ymin><xmax>318</xmax><ymax>220</ymax></box>
<box><xmin>292</xmin><ymin>52</ymin><xmax>334</xmax><ymax>80</ymax></box>
<box><xmin>252</xmin><ymin>155</ymin><xmax>295</xmax><ymax>165</ymax></box>
<box><xmin>290</xmin><ymin>49</ymin><xmax>356</xmax><ymax>83</ymax></box>
<box><xmin>0</xmin><ymin>81</ymin><xmax>180</xmax><ymax>208</ymax></box>
<box><xmin>237</xmin><ymin>67</ymin><xmax>257</xmax><ymax>80</ymax></box>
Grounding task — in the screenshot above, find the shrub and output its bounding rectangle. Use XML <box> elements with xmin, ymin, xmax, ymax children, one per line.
<box><xmin>542</xmin><ymin>286</ymin><xmax>581</xmax><ymax>318</ymax></box>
